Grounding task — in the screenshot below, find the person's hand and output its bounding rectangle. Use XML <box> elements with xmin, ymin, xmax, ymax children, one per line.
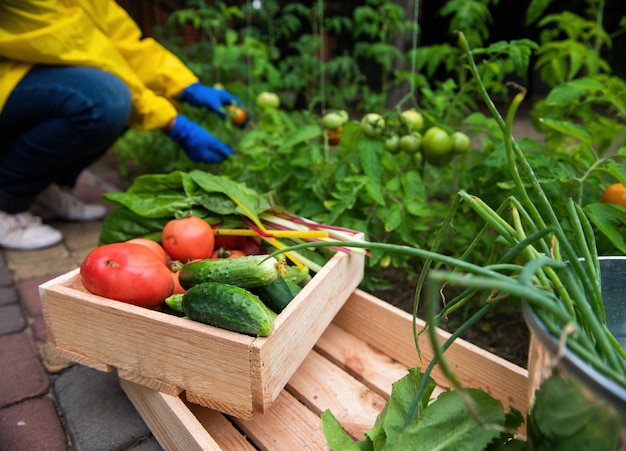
<box><xmin>179</xmin><ymin>83</ymin><xmax>243</xmax><ymax>119</ymax></box>
<box><xmin>166</xmin><ymin>115</ymin><xmax>234</xmax><ymax>163</ymax></box>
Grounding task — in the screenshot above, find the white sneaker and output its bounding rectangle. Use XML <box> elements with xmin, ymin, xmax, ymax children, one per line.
<box><xmin>37</xmin><ymin>184</ymin><xmax>106</xmax><ymax>221</ymax></box>
<box><xmin>0</xmin><ymin>211</ymin><xmax>63</xmax><ymax>250</ymax></box>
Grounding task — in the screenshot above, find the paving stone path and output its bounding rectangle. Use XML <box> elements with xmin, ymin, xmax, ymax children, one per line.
<box><xmin>0</xmin><ymin>172</ymin><xmax>163</xmax><ymax>451</ymax></box>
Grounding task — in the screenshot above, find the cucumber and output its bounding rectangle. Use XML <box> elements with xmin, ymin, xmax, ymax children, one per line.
<box><xmin>252</xmin><ymin>276</ymin><xmax>297</xmax><ymax>313</ymax></box>
<box><xmin>282</xmin><ymin>265</ymin><xmax>311</xmax><ymax>286</ymax></box>
<box><xmin>164</xmin><ymin>293</ymin><xmax>184</xmax><ymax>315</ymax></box>
<box><xmin>179</xmin><ymin>255</ymin><xmax>280</xmax><ymax>290</ymax></box>
<box><xmin>182</xmin><ymin>282</ymin><xmax>276</xmax><ymax>336</ymax></box>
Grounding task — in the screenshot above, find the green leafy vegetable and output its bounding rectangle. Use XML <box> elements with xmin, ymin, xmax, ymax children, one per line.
<box><xmin>321</xmin><ymin>368</ymin><xmax>520</xmax><ymax>451</ymax></box>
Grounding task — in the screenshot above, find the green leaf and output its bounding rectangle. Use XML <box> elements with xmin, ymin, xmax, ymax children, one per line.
<box><xmin>365</xmin><ymin>178</ymin><xmax>386</xmax><ymax>207</ymax></box>
<box><xmin>365</xmin><ymin>368</ymin><xmax>437</xmax><ymax>449</ymax></box>
<box><xmin>102</xmin><ymin>192</ymin><xmax>199</xmax><ymax>218</ymax></box>
<box><xmin>585</xmin><ymin>203</ymin><xmax>626</xmax><ymax>254</ymax></box>
<box><xmin>384</xmin><ymin>204</ymin><xmax>404</xmax><ymax>232</ymax></box>
<box><xmin>391</xmin><ymin>388</ymin><xmax>505</xmax><ymax>450</ymax></box>
<box><xmin>358</xmin><ymin>139</ymin><xmax>384</xmax><ymax>183</ymax></box>
<box><xmin>279</xmin><ymin>124</ymin><xmax>322</xmax><ymax>149</ymax></box>
<box><xmin>320</xmin><ymin>410</ymin><xmax>362</xmax><ymax>451</ymax></box>
<box><xmin>538</xmin><ymin>117</ymin><xmax>594</xmax><ymax>146</ymax></box>
<box><xmin>545</xmin><ymin>78</ymin><xmax>604</xmax><ymax>105</ymax></box>
<box><xmin>527</xmin><ymin>373</ymin><xmax>624</xmax><ymax>450</ymax></box>
<box><xmin>190</xmin><ymin>170</ymin><xmax>278</xmax><ymax>218</ymax></box>
<box><xmin>99</xmin><ymin>208</ymin><xmax>169</xmax><ymax>244</ymax></box>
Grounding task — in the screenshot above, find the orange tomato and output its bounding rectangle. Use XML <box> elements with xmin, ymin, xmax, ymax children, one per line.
<box><xmin>601</xmin><ymin>183</ymin><xmax>626</xmax><ymax>208</ymax></box>
<box><xmin>229</xmin><ymin>105</ymin><xmax>247</xmax><ymax>127</ymax></box>
<box><xmin>171</xmin><ymin>270</ymin><xmax>186</xmax><ymax>294</ymax></box>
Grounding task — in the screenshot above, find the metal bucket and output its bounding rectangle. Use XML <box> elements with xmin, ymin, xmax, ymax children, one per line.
<box><xmin>524</xmin><ymin>256</ymin><xmax>626</xmax><ymax>449</ymax></box>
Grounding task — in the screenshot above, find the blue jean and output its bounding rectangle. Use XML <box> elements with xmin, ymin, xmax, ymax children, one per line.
<box><xmin>0</xmin><ymin>65</ymin><xmax>132</xmax><ymax>213</ymax></box>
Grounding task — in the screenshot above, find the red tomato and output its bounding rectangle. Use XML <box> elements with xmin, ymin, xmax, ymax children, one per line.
<box><xmin>325</xmin><ymin>127</ymin><xmax>343</xmax><ymax>146</ymax></box>
<box><xmin>126</xmin><ymin>238</ymin><xmax>169</xmax><ymax>267</ymax></box>
<box><xmin>80</xmin><ymin>243</ymin><xmax>174</xmax><ymax>308</ymax></box>
<box><xmin>212</xmin><ymin>225</ymin><xmax>248</xmax><ymax>250</ymax></box>
<box><xmin>240</xmin><ymin>237</ymin><xmax>266</xmax><ymax>255</ymax></box>
<box><xmin>210</xmin><ymin>248</ymin><xmax>246</xmax><ymax>259</ymax></box>
<box><xmin>162</xmin><ymin>216</ymin><xmax>215</xmax><ymax>262</ymax></box>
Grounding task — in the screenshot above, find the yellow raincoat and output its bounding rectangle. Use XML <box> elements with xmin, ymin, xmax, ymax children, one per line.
<box><xmin>0</xmin><ymin>0</ymin><xmax>199</xmax><ymax>130</ymax></box>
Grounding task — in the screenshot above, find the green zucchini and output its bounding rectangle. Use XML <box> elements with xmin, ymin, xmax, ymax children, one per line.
<box><xmin>252</xmin><ymin>276</ymin><xmax>297</xmax><ymax>313</ymax></box>
<box><xmin>182</xmin><ymin>282</ymin><xmax>276</xmax><ymax>336</ymax></box>
<box><xmin>179</xmin><ymin>255</ymin><xmax>280</xmax><ymax>290</ymax></box>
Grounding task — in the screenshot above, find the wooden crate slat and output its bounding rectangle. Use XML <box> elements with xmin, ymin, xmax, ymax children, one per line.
<box><xmin>120</xmin><ymin>379</ymin><xmax>221</xmax><ymax>451</ymax></box>
<box><xmin>184</xmin><ymin>400</ymin><xmax>256</xmax><ymax>451</ymax></box>
<box><xmin>315</xmin><ymin>322</ymin><xmax>446</xmax><ymax>401</ymax></box>
<box><xmin>230</xmin><ymin>390</ymin><xmax>328</xmax><ymax>451</ymax></box>
<box><xmin>286</xmin><ymin>350</ymin><xmax>387</xmax><ymax>441</ymax></box>
<box><xmin>334</xmin><ymin>290</ymin><xmax>529</xmax><ymax>415</ymax></box>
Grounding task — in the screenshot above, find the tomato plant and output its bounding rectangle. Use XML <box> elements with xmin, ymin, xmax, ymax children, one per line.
<box><xmin>323</xmin><ymin>112</ymin><xmax>344</xmax><ymax>131</ymax></box>
<box><xmin>80</xmin><ymin>243</ymin><xmax>174</xmax><ymax>308</ymax></box>
<box><xmin>360</xmin><ymin>113</ymin><xmax>385</xmax><ymax>138</ymax></box>
<box><xmin>257</xmin><ymin>91</ymin><xmax>280</xmax><ymax>109</ymax></box>
<box><xmin>126</xmin><ymin>237</ymin><xmax>169</xmax><ymax>267</ymax></box>
<box><xmin>422</xmin><ymin>127</ymin><xmax>453</xmax><ymax>166</ymax></box>
<box><xmin>399</xmin><ymin>133</ymin><xmax>422</xmax><ymax>154</ymax></box>
<box><xmin>400</xmin><ymin>110</ymin><xmax>424</xmax><ymax>132</ymax></box>
<box><xmin>162</xmin><ymin>215</ymin><xmax>215</xmax><ymax>262</ymax></box>
<box><xmin>384</xmin><ymin>135</ymin><xmax>401</xmax><ymax>154</ymax></box>
<box><xmin>336</xmin><ymin>110</ymin><xmax>349</xmax><ymax>124</ymax></box>
<box><xmin>601</xmin><ymin>183</ymin><xmax>626</xmax><ymax>208</ymax></box>
<box><xmin>325</xmin><ymin>127</ymin><xmax>343</xmax><ymax>146</ymax></box>
<box><xmin>451</xmin><ymin>131</ymin><xmax>471</xmax><ymax>154</ymax></box>
<box><xmin>229</xmin><ymin>105</ymin><xmax>247</xmax><ymax>127</ymax></box>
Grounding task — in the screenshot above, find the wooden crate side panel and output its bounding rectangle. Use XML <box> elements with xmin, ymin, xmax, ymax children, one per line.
<box><xmin>40</xmin><ymin>274</ymin><xmax>256</xmax><ymax>413</ymax></box>
<box><xmin>286</xmin><ymin>349</ymin><xmax>386</xmax><ymax>441</ymax></box>
<box><xmin>231</xmin><ymin>390</ymin><xmax>328</xmax><ymax>451</ymax></box>
<box><xmin>249</xmin><ymin>250</ymin><xmax>365</xmax><ymax>412</ymax></box>
<box><xmin>120</xmin><ymin>379</ymin><xmax>221</xmax><ymax>451</ymax></box>
<box><xmin>334</xmin><ymin>290</ymin><xmax>529</xmax><ymax>415</ymax></box>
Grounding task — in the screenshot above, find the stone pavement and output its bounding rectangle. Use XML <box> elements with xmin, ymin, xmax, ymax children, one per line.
<box><xmin>0</xmin><ymin>172</ymin><xmax>164</xmax><ymax>451</ymax></box>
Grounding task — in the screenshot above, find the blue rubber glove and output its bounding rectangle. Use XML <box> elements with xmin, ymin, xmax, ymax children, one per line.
<box><xmin>166</xmin><ymin>115</ymin><xmax>234</xmax><ymax>163</ymax></box>
<box><xmin>179</xmin><ymin>83</ymin><xmax>243</xmax><ymax>119</ymax></box>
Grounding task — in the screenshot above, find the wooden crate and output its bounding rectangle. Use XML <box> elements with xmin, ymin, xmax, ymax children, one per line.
<box><xmin>39</xmin><ymin>246</ymin><xmax>364</xmax><ymax>419</ymax></box>
<box><xmin>121</xmin><ymin>289</ymin><xmax>529</xmax><ymax>450</ymax></box>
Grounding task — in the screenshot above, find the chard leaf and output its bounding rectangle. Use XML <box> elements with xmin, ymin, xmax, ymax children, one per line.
<box><xmin>190</xmin><ymin>170</ymin><xmax>278</xmax><ymax>218</ymax></box>
<box><xmin>320</xmin><ymin>410</ymin><xmax>363</xmax><ymax>451</ymax></box>
<box><xmin>391</xmin><ymin>388</ymin><xmax>505</xmax><ymax>450</ymax></box>
<box><xmin>365</xmin><ymin>368</ymin><xmax>437</xmax><ymax>449</ymax></box>
<box><xmin>102</xmin><ymin>192</ymin><xmax>200</xmax><ymax>218</ymax></box>
<box><xmin>99</xmin><ymin>208</ymin><xmax>169</xmax><ymax>244</ymax></box>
